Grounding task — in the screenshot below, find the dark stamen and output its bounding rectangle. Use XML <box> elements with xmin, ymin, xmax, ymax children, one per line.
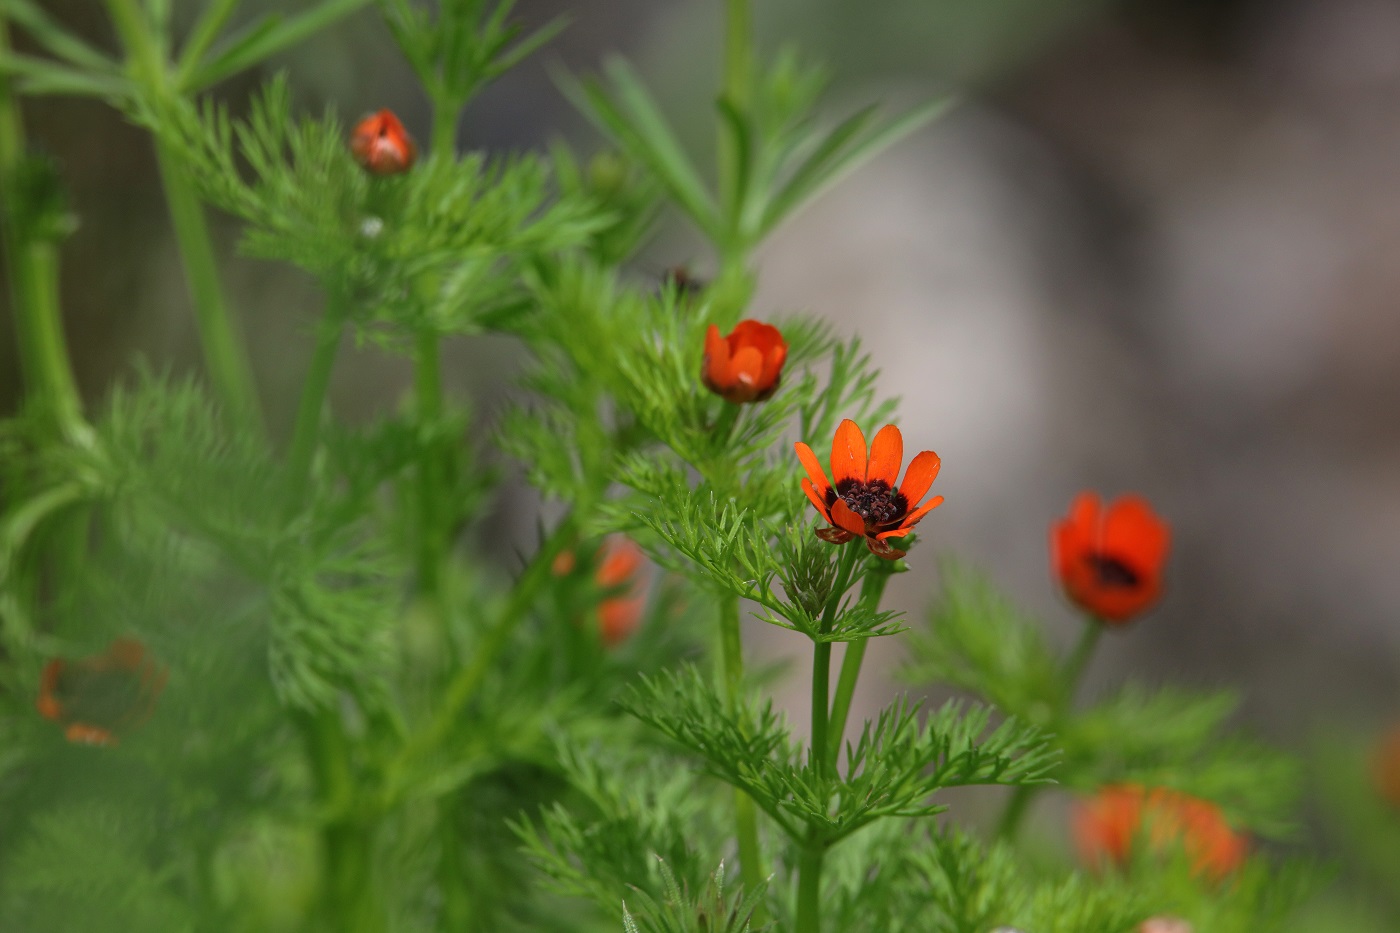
<box><xmin>1087</xmin><ymin>553</ymin><xmax>1141</xmax><ymax>589</ymax></box>
<box><xmin>834</xmin><ymin>478</ymin><xmax>908</xmax><ymax>528</ymax></box>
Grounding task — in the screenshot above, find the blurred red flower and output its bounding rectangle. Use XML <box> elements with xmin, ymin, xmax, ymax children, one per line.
<box><xmin>1052</xmin><ymin>492</ymin><xmax>1170</xmax><ymax>624</ymax></box>
<box><xmin>795</xmin><ymin>419</ymin><xmax>943</xmax><ymax>560</ymax></box>
<box><xmin>350</xmin><ymin>109</ymin><xmax>417</xmax><ymax>176</ymax></box>
<box><xmin>553</xmin><ymin>539</ymin><xmax>648</xmax><ymax>647</ymax></box>
<box><xmin>1074</xmin><ymin>784</ymin><xmax>1247</xmax><ymax>881</ymax></box>
<box><xmin>1371</xmin><ymin>723</ymin><xmax>1400</xmax><ymax>807</ymax></box>
<box><xmin>703</xmin><ymin>320</ymin><xmax>787</xmax><ymax>404</ymax></box>
<box><xmin>36</xmin><ymin>638</ymin><xmax>167</xmax><ymax>747</ymax></box>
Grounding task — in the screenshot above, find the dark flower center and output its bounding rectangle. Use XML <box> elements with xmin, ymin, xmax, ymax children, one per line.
<box><xmin>830</xmin><ymin>478</ymin><xmax>908</xmax><ymax>528</ymax></box>
<box><xmin>1086</xmin><ymin>553</ymin><xmax>1141</xmax><ymax>589</ymax></box>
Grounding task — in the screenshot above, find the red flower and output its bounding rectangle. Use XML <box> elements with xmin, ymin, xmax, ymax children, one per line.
<box><xmin>1073</xmin><ymin>784</ymin><xmax>1247</xmax><ymax>882</ymax></box>
<box><xmin>36</xmin><ymin>638</ymin><xmax>167</xmax><ymax>747</ymax></box>
<box><xmin>1052</xmin><ymin>492</ymin><xmax>1170</xmax><ymax>624</ymax></box>
<box><xmin>703</xmin><ymin>320</ymin><xmax>788</xmax><ymax>404</ymax></box>
<box><xmin>1372</xmin><ymin>724</ymin><xmax>1400</xmax><ymax>808</ymax></box>
<box><xmin>596</xmin><ymin>538</ymin><xmax>646</xmax><ymax>647</ymax></box>
<box><xmin>350</xmin><ymin>109</ymin><xmax>417</xmax><ymax>176</ymax></box>
<box><xmin>795</xmin><ymin>420</ymin><xmax>943</xmax><ymax>560</ymax></box>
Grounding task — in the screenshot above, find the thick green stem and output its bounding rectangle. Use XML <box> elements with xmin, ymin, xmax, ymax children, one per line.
<box><xmin>287</xmin><ymin>294</ymin><xmax>346</xmax><ymax>501</ymax></box>
<box><xmin>0</xmin><ymin>17</ymin><xmax>83</xmax><ymax>439</ymax></box>
<box><xmin>105</xmin><ymin>0</ymin><xmax>263</xmax><ymax>437</ymax></box>
<box><xmin>717</xmin><ymin>0</ymin><xmax>753</xmax><ymax>261</ymax></box>
<box><xmin>302</xmin><ymin>710</ymin><xmax>382</xmax><ymax>933</ymax></box>
<box><xmin>153</xmin><ymin>141</ymin><xmax>264</xmax><ymax>437</ymax></box>
<box><xmin>431</xmin><ymin>99</ymin><xmax>459</xmax><ymax>163</ymax></box>
<box><xmin>810</xmin><ymin>639</ymin><xmax>832</xmax><ymax>776</ymax></box>
<box><xmin>794</xmin><ymin>841</ymin><xmax>825</xmax><ymax>933</ymax></box>
<box><xmin>997</xmin><ymin>621</ymin><xmax>1104</xmax><ymax>841</ymax></box>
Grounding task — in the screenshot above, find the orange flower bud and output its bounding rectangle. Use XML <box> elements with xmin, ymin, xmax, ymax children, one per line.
<box><xmin>703</xmin><ymin>320</ymin><xmax>787</xmax><ymax>404</ymax></box>
<box><xmin>1052</xmin><ymin>492</ymin><xmax>1171</xmax><ymax>624</ymax></box>
<box><xmin>350</xmin><ymin>109</ymin><xmax>417</xmax><ymax>176</ymax></box>
<box><xmin>596</xmin><ymin>538</ymin><xmax>645</xmax><ymax>647</ymax></box>
<box><xmin>1073</xmin><ymin>784</ymin><xmax>1247</xmax><ymax>882</ymax></box>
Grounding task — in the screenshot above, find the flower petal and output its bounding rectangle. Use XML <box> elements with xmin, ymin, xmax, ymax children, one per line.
<box><xmin>829</xmin><ymin>497</ymin><xmax>867</xmax><ymax>536</ymax></box>
<box><xmin>703</xmin><ymin>324</ymin><xmax>731</xmax><ymax>388</ymax></box>
<box><xmin>1102</xmin><ymin>495</ymin><xmax>1170</xmax><ymax>572</ymax></box>
<box><xmin>794</xmin><ymin>442</ymin><xmax>832</xmax><ymax>495</ymax></box>
<box><xmin>866</xmin><ymin>424</ymin><xmax>903</xmax><ymax>486</ymax></box>
<box><xmin>730</xmin><ymin>345</ymin><xmax>764</xmax><ymax>394</ymax></box>
<box><xmin>831</xmin><ymin>419</ymin><xmax>867</xmax><ymax>485</ymax></box>
<box><xmin>816</xmin><ymin>526</ymin><xmax>857</xmax><ymax>544</ymax></box>
<box><xmin>879</xmin><ymin>495</ymin><xmax>943</xmax><ymax>538</ymax></box>
<box><xmin>802</xmin><ymin>478</ymin><xmax>833</xmax><ymax>522</ymax></box>
<box><xmin>897</xmin><ymin>450</ymin><xmax>942</xmax><ymax>505</ymax></box>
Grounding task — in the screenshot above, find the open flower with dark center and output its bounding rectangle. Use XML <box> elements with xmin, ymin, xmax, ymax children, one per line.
<box><xmin>1074</xmin><ymin>784</ymin><xmax>1247</xmax><ymax>882</ymax></box>
<box><xmin>1052</xmin><ymin>491</ymin><xmax>1170</xmax><ymax>624</ymax></box>
<box><xmin>350</xmin><ymin>109</ymin><xmax>417</xmax><ymax>176</ymax></box>
<box><xmin>795</xmin><ymin>419</ymin><xmax>943</xmax><ymax>560</ymax></box>
<box><xmin>36</xmin><ymin>638</ymin><xmax>167</xmax><ymax>747</ymax></box>
<box><xmin>703</xmin><ymin>320</ymin><xmax>788</xmax><ymax>404</ymax></box>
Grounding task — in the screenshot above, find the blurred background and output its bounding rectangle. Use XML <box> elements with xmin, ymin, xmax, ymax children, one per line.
<box><xmin>3</xmin><ymin>0</ymin><xmax>1399</xmax><ymax>898</ymax></box>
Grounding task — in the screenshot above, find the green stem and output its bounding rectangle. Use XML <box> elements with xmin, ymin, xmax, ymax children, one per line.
<box><xmin>717</xmin><ymin>0</ymin><xmax>752</xmax><ymax>258</ymax></box>
<box><xmin>794</xmin><ymin>840</ymin><xmax>825</xmax><ymax>933</ymax></box>
<box><xmin>997</xmin><ymin>621</ymin><xmax>1104</xmax><ymax>841</ymax></box>
<box><xmin>825</xmin><ymin>571</ymin><xmax>889</xmax><ymax>769</ymax></box>
<box><xmin>154</xmin><ymin>140</ymin><xmax>264</xmax><ymax>437</ymax></box>
<box><xmin>302</xmin><ymin>709</ymin><xmax>382</xmax><ymax>933</ymax></box>
<box><xmin>810</xmin><ymin>639</ymin><xmax>832</xmax><ymax>776</ymax></box>
<box><xmin>105</xmin><ymin>0</ymin><xmax>263</xmax><ymax>437</ymax></box>
<box><xmin>386</xmin><ymin>518</ymin><xmax>578</xmax><ymax>793</ymax></box>
<box><xmin>414</xmin><ymin>330</ymin><xmax>445</xmax><ymax>594</ymax></box>
<box><xmin>0</xmin><ymin>16</ymin><xmax>84</xmax><ymax>440</ymax></box>
<box><xmin>431</xmin><ymin>98</ymin><xmax>459</xmax><ymax>163</ymax></box>
<box><xmin>287</xmin><ymin>293</ymin><xmax>346</xmax><ymax>501</ymax></box>
<box><xmin>718</xmin><ymin>596</ymin><xmax>766</xmax><ymax>914</ymax></box>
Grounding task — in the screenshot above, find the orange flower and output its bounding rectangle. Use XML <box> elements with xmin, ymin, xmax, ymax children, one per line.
<box><xmin>703</xmin><ymin>320</ymin><xmax>788</xmax><ymax>404</ymax></box>
<box><xmin>596</xmin><ymin>538</ymin><xmax>646</xmax><ymax>647</ymax></box>
<box><xmin>36</xmin><ymin>638</ymin><xmax>167</xmax><ymax>747</ymax></box>
<box><xmin>1073</xmin><ymin>784</ymin><xmax>1247</xmax><ymax>882</ymax></box>
<box><xmin>795</xmin><ymin>420</ymin><xmax>943</xmax><ymax>560</ymax></box>
<box><xmin>1371</xmin><ymin>723</ymin><xmax>1400</xmax><ymax>808</ymax></box>
<box><xmin>350</xmin><ymin>109</ymin><xmax>417</xmax><ymax>175</ymax></box>
<box><xmin>1052</xmin><ymin>492</ymin><xmax>1170</xmax><ymax>624</ymax></box>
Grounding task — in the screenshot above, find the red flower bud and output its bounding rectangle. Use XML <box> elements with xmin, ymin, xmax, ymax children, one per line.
<box><xmin>1074</xmin><ymin>784</ymin><xmax>1247</xmax><ymax>882</ymax></box>
<box><xmin>703</xmin><ymin>320</ymin><xmax>787</xmax><ymax>404</ymax></box>
<box><xmin>350</xmin><ymin>109</ymin><xmax>417</xmax><ymax>176</ymax></box>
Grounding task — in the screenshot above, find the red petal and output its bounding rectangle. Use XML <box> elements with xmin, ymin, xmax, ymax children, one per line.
<box><xmin>703</xmin><ymin>324</ymin><xmax>731</xmax><ymax>389</ymax></box>
<box><xmin>802</xmin><ymin>478</ymin><xmax>833</xmax><ymax>522</ymax></box>
<box><xmin>830</xmin><ymin>498</ymin><xmax>867</xmax><ymax>536</ymax></box>
<box><xmin>897</xmin><ymin>450</ymin><xmax>941</xmax><ymax>505</ymax></box>
<box><xmin>1102</xmin><ymin>495</ymin><xmax>1170</xmax><ymax>572</ymax></box>
<box><xmin>831</xmin><ymin>420</ymin><xmax>867</xmax><ymax>486</ymax></box>
<box><xmin>878</xmin><ymin>495</ymin><xmax>943</xmax><ymax>538</ymax></box>
<box><xmin>816</xmin><ymin>527</ymin><xmax>857</xmax><ymax>544</ymax></box>
<box><xmin>866</xmin><ymin>424</ymin><xmax>903</xmax><ymax>487</ymax></box>
<box><xmin>794</xmin><ymin>442</ymin><xmax>832</xmax><ymax>495</ymax></box>
<box><xmin>866</xmin><ymin>536</ymin><xmax>906</xmax><ymax>560</ymax></box>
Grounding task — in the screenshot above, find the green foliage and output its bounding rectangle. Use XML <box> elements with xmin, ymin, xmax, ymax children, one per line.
<box><xmin>908</xmin><ymin>563</ymin><xmax>1301</xmax><ymax>839</ymax></box>
<box><xmin>621</xmin><ymin>861</ymin><xmax>769</xmax><ymax>933</ymax></box>
<box><xmin>623</xmin><ymin>666</ymin><xmax>1055</xmax><ymax>844</ymax></box>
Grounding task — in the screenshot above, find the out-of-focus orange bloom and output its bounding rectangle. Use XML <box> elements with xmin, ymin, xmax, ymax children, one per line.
<box><xmin>1073</xmin><ymin>784</ymin><xmax>1247</xmax><ymax>881</ymax></box>
<box><xmin>1371</xmin><ymin>724</ymin><xmax>1400</xmax><ymax>807</ymax></box>
<box><xmin>553</xmin><ymin>539</ymin><xmax>648</xmax><ymax>646</ymax></box>
<box><xmin>703</xmin><ymin>320</ymin><xmax>788</xmax><ymax>404</ymax></box>
<box><xmin>1139</xmin><ymin>919</ymin><xmax>1193</xmax><ymax>933</ymax></box>
<box><xmin>350</xmin><ymin>109</ymin><xmax>417</xmax><ymax>175</ymax></box>
<box><xmin>1052</xmin><ymin>492</ymin><xmax>1170</xmax><ymax>624</ymax></box>
<box><xmin>596</xmin><ymin>539</ymin><xmax>645</xmax><ymax>647</ymax></box>
<box><xmin>795</xmin><ymin>419</ymin><xmax>943</xmax><ymax>560</ymax></box>
<box><xmin>36</xmin><ymin>638</ymin><xmax>167</xmax><ymax>747</ymax></box>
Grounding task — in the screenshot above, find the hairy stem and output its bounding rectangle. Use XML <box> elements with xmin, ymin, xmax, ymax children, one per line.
<box><xmin>997</xmin><ymin>621</ymin><xmax>1104</xmax><ymax>841</ymax></box>
<box><xmin>0</xmin><ymin>17</ymin><xmax>83</xmax><ymax>439</ymax></box>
